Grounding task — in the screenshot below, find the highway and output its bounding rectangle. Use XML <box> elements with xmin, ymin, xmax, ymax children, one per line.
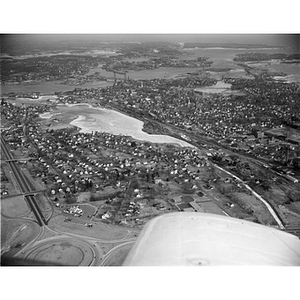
<box><xmin>1</xmin><ymin>136</ymin><xmax>47</xmax><ymax>226</ymax></box>
<box><xmin>100</xmin><ymin>240</ymin><xmax>135</xmax><ymax>266</ymax></box>
<box><xmin>1</xmin><ymin>135</ymin><xmax>137</xmax><ymax>265</ymax></box>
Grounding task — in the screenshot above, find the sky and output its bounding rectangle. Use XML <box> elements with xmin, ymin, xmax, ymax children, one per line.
<box><xmin>1</xmin><ymin>1</ymin><xmax>299</xmax><ymax>34</ymax></box>
<box><xmin>1</xmin><ymin>34</ymin><xmax>299</xmax><ymax>55</ymax></box>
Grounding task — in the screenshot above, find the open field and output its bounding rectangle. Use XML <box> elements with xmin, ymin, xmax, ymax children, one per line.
<box><xmin>199</xmin><ymin>202</ymin><xmax>227</xmax><ymax>216</ymax></box>
<box><xmin>24</xmin><ymin>238</ymin><xmax>94</xmax><ymax>266</ymax></box>
<box><xmin>48</xmin><ymin>214</ymin><xmax>136</xmax><ymax>241</ymax></box>
<box><xmin>102</xmin><ymin>242</ymin><xmax>135</xmax><ymax>266</ymax></box>
<box><xmin>229</xmin><ymin>192</ymin><xmax>275</xmax><ymax>225</ymax></box>
<box><xmin>1</xmin><ymin>218</ymin><xmax>40</xmax><ymax>258</ymax></box>
<box><xmin>1</xmin><ymin>195</ymin><xmax>30</xmax><ymax>218</ymax></box>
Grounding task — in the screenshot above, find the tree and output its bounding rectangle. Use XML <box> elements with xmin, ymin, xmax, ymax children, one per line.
<box><xmin>65</xmin><ymin>193</ymin><xmax>76</xmax><ymax>204</ymax></box>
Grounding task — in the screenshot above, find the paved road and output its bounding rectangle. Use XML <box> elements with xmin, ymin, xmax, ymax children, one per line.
<box><xmin>1</xmin><ymin>136</ymin><xmax>47</xmax><ymax>226</ymax></box>
<box><xmin>101</xmin><ymin>241</ymin><xmax>135</xmax><ymax>266</ymax></box>
<box><xmin>2</xmin><ymin>137</ymin><xmax>138</xmax><ymax>265</ymax></box>
<box><xmin>214</xmin><ymin>164</ymin><xmax>285</xmax><ymax>229</ymax></box>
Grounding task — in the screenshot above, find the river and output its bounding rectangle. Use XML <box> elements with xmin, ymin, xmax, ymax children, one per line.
<box><xmin>87</xmin><ymin>64</ymin><xmax>202</xmax><ymax>80</ymax></box>
<box><xmin>0</xmin><ymin>80</ymin><xmax>113</xmax><ymax>95</ymax></box>
<box><xmin>182</xmin><ymin>47</ymin><xmax>300</xmax><ymax>84</ymax></box>
<box><xmin>2</xmin><ymin>46</ymin><xmax>298</xmax><ymax>96</ymax></box>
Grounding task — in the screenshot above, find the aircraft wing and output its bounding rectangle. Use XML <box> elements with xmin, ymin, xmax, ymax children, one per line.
<box><xmin>123</xmin><ymin>212</ymin><xmax>300</xmax><ymax>266</ymax></box>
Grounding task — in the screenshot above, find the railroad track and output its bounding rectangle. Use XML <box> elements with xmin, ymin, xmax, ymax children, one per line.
<box><xmin>285</xmin><ymin>228</ymin><xmax>300</xmax><ymax>233</ymax></box>
<box><xmin>1</xmin><ymin>136</ymin><xmax>47</xmax><ymax>226</ymax></box>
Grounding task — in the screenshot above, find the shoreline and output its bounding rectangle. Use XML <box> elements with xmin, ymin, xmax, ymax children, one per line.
<box><xmin>57</xmin><ymin>103</ymin><xmax>194</xmax><ymax>148</ymax></box>
<box><xmin>66</xmin><ymin>102</ymin><xmax>195</xmax><ymax>146</ymax></box>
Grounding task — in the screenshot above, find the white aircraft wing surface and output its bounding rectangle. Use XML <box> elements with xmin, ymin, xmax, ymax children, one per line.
<box><xmin>123</xmin><ymin>212</ymin><xmax>300</xmax><ymax>266</ymax></box>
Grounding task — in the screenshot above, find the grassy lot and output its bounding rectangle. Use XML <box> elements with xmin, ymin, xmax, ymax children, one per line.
<box><xmin>25</xmin><ymin>238</ymin><xmax>94</xmax><ymax>266</ymax></box>
<box><xmin>1</xmin><ymin>218</ymin><xmax>40</xmax><ymax>258</ymax></box>
<box><xmin>1</xmin><ymin>195</ymin><xmax>30</xmax><ymax>218</ymax></box>
<box><xmin>102</xmin><ymin>242</ymin><xmax>134</xmax><ymax>266</ymax></box>
<box><xmin>198</xmin><ymin>202</ymin><xmax>226</xmax><ymax>215</ymax></box>
<box><xmin>229</xmin><ymin>192</ymin><xmax>275</xmax><ymax>225</ymax></box>
<box><xmin>48</xmin><ymin>214</ymin><xmax>134</xmax><ymax>241</ymax></box>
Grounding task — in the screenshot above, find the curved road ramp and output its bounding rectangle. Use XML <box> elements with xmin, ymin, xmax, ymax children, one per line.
<box><xmin>123</xmin><ymin>212</ymin><xmax>300</xmax><ymax>266</ymax></box>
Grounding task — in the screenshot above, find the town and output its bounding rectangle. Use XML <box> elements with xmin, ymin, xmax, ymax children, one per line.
<box><xmin>1</xmin><ymin>65</ymin><xmax>300</xmax><ymax>229</ymax></box>
<box><xmin>1</xmin><ymin>36</ymin><xmax>300</xmax><ymax>266</ymax></box>
<box><xmin>54</xmin><ymin>67</ymin><xmax>300</xmax><ymax>178</ymax></box>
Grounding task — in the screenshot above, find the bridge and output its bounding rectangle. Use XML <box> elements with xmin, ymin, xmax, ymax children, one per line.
<box><xmin>1</xmin><ymin>189</ymin><xmax>47</xmax><ymax>199</ymax></box>
<box><xmin>3</xmin><ymin>157</ymin><xmax>36</xmax><ymax>163</ymax></box>
<box><xmin>106</xmin><ymin>69</ymin><xmax>128</xmax><ymax>82</ymax></box>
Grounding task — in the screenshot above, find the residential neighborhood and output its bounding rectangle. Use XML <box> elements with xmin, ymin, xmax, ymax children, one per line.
<box><xmin>1</xmin><ymin>34</ymin><xmax>300</xmax><ymax>267</ymax></box>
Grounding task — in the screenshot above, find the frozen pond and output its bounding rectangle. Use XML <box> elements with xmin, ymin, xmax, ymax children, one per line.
<box><xmin>56</xmin><ymin>104</ymin><xmax>194</xmax><ymax>147</ymax></box>
<box><xmin>39</xmin><ymin>112</ymin><xmax>54</xmax><ymax>119</ymax></box>
<box><xmin>194</xmin><ymin>80</ymin><xmax>232</xmax><ymax>94</ymax></box>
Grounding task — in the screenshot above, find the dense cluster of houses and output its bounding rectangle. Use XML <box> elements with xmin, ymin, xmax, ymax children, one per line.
<box><xmin>59</xmin><ymin>74</ymin><xmax>300</xmax><ymax>171</ymax></box>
